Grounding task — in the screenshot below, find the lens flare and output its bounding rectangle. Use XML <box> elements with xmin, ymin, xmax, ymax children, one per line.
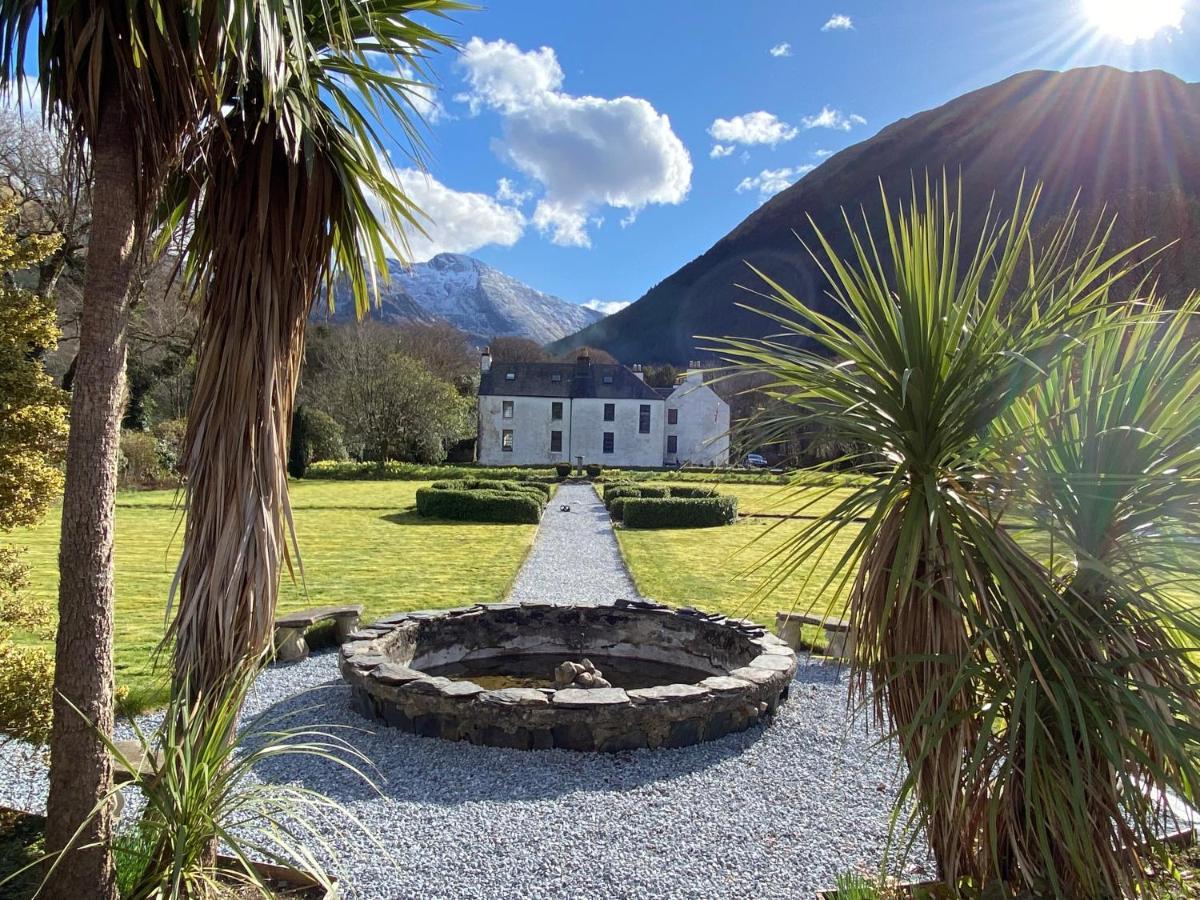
<box><xmin>1080</xmin><ymin>0</ymin><xmax>1186</xmax><ymax>42</ymax></box>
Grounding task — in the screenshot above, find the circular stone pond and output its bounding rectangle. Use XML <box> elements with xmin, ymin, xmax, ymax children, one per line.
<box><xmin>339</xmin><ymin>599</ymin><xmax>799</xmax><ymax>752</ymax></box>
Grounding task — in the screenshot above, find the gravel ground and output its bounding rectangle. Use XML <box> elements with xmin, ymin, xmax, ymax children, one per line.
<box><xmin>0</xmin><ymin>652</ymin><xmax>927</xmax><ymax>899</ymax></box>
<box><xmin>508</xmin><ymin>482</ymin><xmax>641</xmax><ymax>604</ymax></box>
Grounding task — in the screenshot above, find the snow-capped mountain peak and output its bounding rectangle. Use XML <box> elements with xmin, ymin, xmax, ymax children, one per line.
<box><xmin>324</xmin><ymin>253</ymin><xmax>604</xmax><ymax>345</ymax></box>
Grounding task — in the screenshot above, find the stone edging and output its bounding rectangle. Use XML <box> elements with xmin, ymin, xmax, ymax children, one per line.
<box><xmin>340</xmin><ymin>600</ymin><xmax>798</xmax><ymax>752</ymax></box>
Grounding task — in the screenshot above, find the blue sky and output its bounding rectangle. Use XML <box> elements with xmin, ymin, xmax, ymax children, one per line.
<box><xmin>388</xmin><ymin>0</ymin><xmax>1200</xmax><ymax>312</ymax></box>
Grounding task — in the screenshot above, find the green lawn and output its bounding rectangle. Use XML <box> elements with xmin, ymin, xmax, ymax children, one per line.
<box><xmin>615</xmin><ymin>480</ymin><xmax>861</xmax><ymax>634</ymax></box>
<box><xmin>4</xmin><ymin>480</ymin><xmax>538</xmax><ymax>707</ymax></box>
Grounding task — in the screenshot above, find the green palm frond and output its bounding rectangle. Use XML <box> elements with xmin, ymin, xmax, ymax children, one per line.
<box><xmin>707</xmin><ymin>175</ymin><xmax>1199</xmax><ymax>895</ymax></box>
<box><xmin>0</xmin><ymin>0</ymin><xmax>215</xmax><ymax>221</ymax></box>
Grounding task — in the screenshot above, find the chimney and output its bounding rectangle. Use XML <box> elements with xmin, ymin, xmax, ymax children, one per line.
<box><xmin>632</xmin><ymin>364</ymin><xmax>644</xmax><ymax>381</ymax></box>
<box><xmin>480</xmin><ymin>346</ymin><xmax>492</xmax><ymax>374</ymax></box>
<box><xmin>576</xmin><ymin>347</ymin><xmax>591</xmax><ymax>366</ymax></box>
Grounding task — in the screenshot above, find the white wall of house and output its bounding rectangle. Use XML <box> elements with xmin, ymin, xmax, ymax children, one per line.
<box><xmin>477</xmin><ymin>395</ymin><xmax>666</xmax><ymax>467</ymax></box>
<box><xmin>477</xmin><ymin>395</ymin><xmax>572</xmax><ymax>465</ymax></box>
<box><xmin>665</xmin><ymin>372</ymin><xmax>731</xmax><ymax>466</ymax></box>
<box><xmin>569</xmin><ymin>398</ymin><xmax>665</xmax><ymax>468</ymax></box>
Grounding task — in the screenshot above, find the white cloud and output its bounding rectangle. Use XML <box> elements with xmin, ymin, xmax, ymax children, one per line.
<box><xmin>736</xmin><ymin>165</ymin><xmax>816</xmax><ymax>200</ymax></box>
<box><xmin>531</xmin><ymin>200</ymin><xmax>591</xmax><ymax>248</ymax></box>
<box><xmin>385</xmin><ymin>168</ymin><xmax>526</xmax><ymax>260</ymax></box>
<box><xmin>708</xmin><ymin>111</ymin><xmax>798</xmax><ymax>147</ymax></box>
<box><xmin>455</xmin><ymin>39</ymin><xmax>564</xmax><ymax>114</ymax></box>
<box><xmin>709</xmin><ymin>143</ymin><xmax>735</xmax><ymax>159</ymax></box>
<box><xmin>814</xmin><ymin>148</ymin><xmax>834</xmax><ymax>158</ymax></box>
<box><xmin>822</xmin><ymin>14</ymin><xmax>854</xmax><ymax>31</ymax></box>
<box><xmin>495</xmin><ymin>177</ymin><xmax>532</xmax><ymax>206</ymax></box>
<box><xmin>801</xmin><ymin>106</ymin><xmax>866</xmax><ymax>130</ymax></box>
<box><xmin>768</xmin><ymin>42</ymin><xmax>793</xmax><ymax>57</ymax></box>
<box><xmin>456</xmin><ymin>37</ymin><xmax>692</xmax><ymax>249</ymax></box>
<box><xmin>582</xmin><ymin>299</ymin><xmax>630</xmax><ymax>316</ymax></box>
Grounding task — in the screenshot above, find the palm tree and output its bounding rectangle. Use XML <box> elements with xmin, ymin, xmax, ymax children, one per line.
<box><xmin>0</xmin><ymin>4</ymin><xmax>212</xmax><ymax>895</ymax></box>
<box><xmin>712</xmin><ymin>180</ymin><xmax>1200</xmax><ymax>894</ymax></box>
<box><xmin>165</xmin><ymin>1</ymin><xmax>464</xmax><ymax>699</ymax></box>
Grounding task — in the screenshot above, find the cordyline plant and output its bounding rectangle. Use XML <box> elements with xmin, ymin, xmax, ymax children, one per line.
<box><xmin>9</xmin><ymin>653</ymin><xmax>380</xmax><ymax>899</ymax></box>
<box><xmin>165</xmin><ymin>0</ymin><xmax>467</xmax><ymax>701</ymax></box>
<box><xmin>710</xmin><ymin>178</ymin><xmax>1200</xmax><ymax>897</ymax></box>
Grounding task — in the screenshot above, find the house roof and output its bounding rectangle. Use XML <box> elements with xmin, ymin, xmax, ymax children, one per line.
<box><xmin>479</xmin><ymin>360</ymin><xmax>663</xmax><ymax>401</ymax></box>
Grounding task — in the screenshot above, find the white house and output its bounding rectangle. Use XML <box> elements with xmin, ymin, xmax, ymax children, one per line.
<box><xmin>663</xmin><ymin>367</ymin><xmax>731</xmax><ymax>467</ymax></box>
<box><xmin>476</xmin><ymin>350</ymin><xmax>730</xmax><ymax>468</ymax></box>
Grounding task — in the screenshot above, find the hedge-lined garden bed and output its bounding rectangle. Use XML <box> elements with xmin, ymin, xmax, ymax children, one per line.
<box><xmin>415</xmin><ymin>479</ymin><xmax>550</xmax><ymax>524</ymax></box>
<box><xmin>308</xmin><ymin>460</ymin><xmax>558</xmax><ymax>482</ymax></box>
<box><xmin>602</xmin><ymin>482</ymin><xmax>736</xmax><ymax>528</ymax></box>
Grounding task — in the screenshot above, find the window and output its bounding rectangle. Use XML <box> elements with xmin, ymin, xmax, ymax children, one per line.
<box><xmin>603</xmin><ymin>402</ymin><xmax>615</xmax><ymax>422</ymax></box>
<box><xmin>602</xmin><ymin>432</ymin><xmax>614</xmax><ymax>454</ymax></box>
<box><xmin>667</xmin><ymin>435</ymin><xmax>678</xmax><ymax>454</ymax></box>
<box><xmin>602</xmin><ymin>375</ymin><xmax>614</xmax><ymax>384</ymax></box>
<box><xmin>550</xmin><ymin>430</ymin><xmax>563</xmax><ymax>453</ymax></box>
<box><xmin>667</xmin><ymin>408</ymin><xmax>678</xmax><ymax>425</ymax></box>
<box><xmin>550</xmin><ymin>373</ymin><xmax>562</xmax><ymax>383</ymax></box>
<box><xmin>502</xmin><ymin>400</ymin><xmax>514</xmax><ymax>419</ymax></box>
<box><xmin>504</xmin><ymin>370</ymin><xmax>516</xmax><ymax>381</ymax></box>
<box><xmin>502</xmin><ymin>430</ymin><xmax>513</xmax><ymax>452</ymax></box>
<box><xmin>639</xmin><ymin>404</ymin><xmax>651</xmax><ymax>434</ymax></box>
<box><xmin>551</xmin><ymin>401</ymin><xmax>563</xmax><ymax>420</ymax></box>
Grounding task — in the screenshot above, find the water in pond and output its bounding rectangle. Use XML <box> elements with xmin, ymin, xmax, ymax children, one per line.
<box><xmin>425</xmin><ymin>654</ymin><xmax>712</xmax><ymax>691</ymax></box>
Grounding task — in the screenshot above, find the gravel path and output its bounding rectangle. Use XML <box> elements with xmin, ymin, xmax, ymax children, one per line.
<box><xmin>0</xmin><ymin>653</ymin><xmax>926</xmax><ymax>898</ymax></box>
<box><xmin>507</xmin><ymin>482</ymin><xmax>641</xmax><ymax>604</ymax></box>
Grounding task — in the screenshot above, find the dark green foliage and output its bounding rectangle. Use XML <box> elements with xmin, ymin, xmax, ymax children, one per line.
<box><xmin>608</xmin><ymin>497</ymin><xmax>627</xmax><ymax>521</ymax></box>
<box><xmin>622</xmin><ymin>496</ymin><xmax>738</xmax><ymax>529</ymax></box>
<box><xmin>601</xmin><ymin>481</ymin><xmax>637</xmax><ymax>503</ymax></box>
<box><xmin>603</xmin><ymin>483</ymin><xmax>671</xmax><ymax>509</ymax></box>
<box><xmin>416</xmin><ymin>485</ymin><xmax>543</xmax><ymax>524</ymax></box>
<box><xmin>585</xmin><ymin>463</ymin><xmax>602</xmax><ymax>478</ymax></box>
<box><xmin>307</xmin><ymin>460</ymin><xmax>557</xmax><ymax>481</ymax></box>
<box><xmin>416</xmin><ymin>479</ymin><xmax>547</xmax><ymax>523</ymax></box>
<box><xmin>555</xmin><ymin>463</ymin><xmax>571</xmax><ymax>479</ymax></box>
<box><xmin>288</xmin><ymin>406</ymin><xmax>348</xmax><ymax>479</ymax></box>
<box><xmin>288</xmin><ymin>407</ymin><xmax>310</xmax><ymax>479</ymax></box>
<box><xmin>665</xmin><ymin>485</ymin><xmax>718</xmax><ymax>498</ymax></box>
<box><xmin>436</xmin><ymin>478</ymin><xmax>552</xmax><ymax>500</ymax></box>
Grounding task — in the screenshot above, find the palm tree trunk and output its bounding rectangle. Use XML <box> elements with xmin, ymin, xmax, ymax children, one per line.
<box><xmin>172</xmin><ymin>133</ymin><xmax>312</xmax><ymax>698</ymax></box>
<box><xmin>42</xmin><ymin>98</ymin><xmax>138</xmax><ymax>900</ymax></box>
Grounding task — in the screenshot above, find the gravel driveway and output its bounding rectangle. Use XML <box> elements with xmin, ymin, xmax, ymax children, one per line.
<box><xmin>508</xmin><ymin>482</ymin><xmax>641</xmax><ymax>604</ymax></box>
<box><xmin>1</xmin><ymin>652</ymin><xmax>926</xmax><ymax>899</ymax></box>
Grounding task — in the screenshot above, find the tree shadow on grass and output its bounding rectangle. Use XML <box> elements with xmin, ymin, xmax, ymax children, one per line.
<box><xmin>380</xmin><ymin>511</ymin><xmax>534</xmax><ymax>528</ymax></box>
<box><xmin>243</xmin><ymin>657</ymin><xmax>846</xmax><ymax>808</ymax></box>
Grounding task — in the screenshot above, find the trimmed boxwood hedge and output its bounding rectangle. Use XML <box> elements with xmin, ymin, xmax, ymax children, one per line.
<box><xmin>442</xmin><ymin>478</ymin><xmax>552</xmax><ymax>500</ymax></box>
<box><xmin>603</xmin><ymin>484</ymin><xmax>669</xmax><ymax>509</ymax></box>
<box><xmin>621</xmin><ymin>496</ymin><xmax>739</xmax><ymax>529</ymax></box>
<box><xmin>416</xmin><ymin>479</ymin><xmax>547</xmax><ymax>523</ymax></box>
<box><xmin>665</xmin><ymin>485</ymin><xmax>718</xmax><ymax>498</ymax></box>
<box><xmin>555</xmin><ymin>463</ymin><xmax>572</xmax><ymax>478</ymax></box>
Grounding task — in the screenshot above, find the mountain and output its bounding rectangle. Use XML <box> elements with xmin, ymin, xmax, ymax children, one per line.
<box><xmin>548</xmin><ymin>66</ymin><xmax>1200</xmax><ymax>364</ymax></box>
<box><xmin>322</xmin><ymin>253</ymin><xmax>603</xmax><ymax>345</ymax></box>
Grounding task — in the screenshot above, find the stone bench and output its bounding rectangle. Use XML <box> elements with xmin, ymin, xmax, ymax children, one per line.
<box><xmin>274</xmin><ymin>605</ymin><xmax>363</xmax><ymax>662</ymax></box>
<box><xmin>111</xmin><ymin>739</ymin><xmax>161</xmax><ymax>817</ymax></box>
<box><xmin>775</xmin><ymin>610</ymin><xmax>855</xmax><ymax>659</ymax></box>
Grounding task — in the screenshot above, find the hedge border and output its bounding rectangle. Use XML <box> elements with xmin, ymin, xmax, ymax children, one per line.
<box><xmin>621</xmin><ymin>496</ymin><xmax>739</xmax><ymax>529</ymax></box>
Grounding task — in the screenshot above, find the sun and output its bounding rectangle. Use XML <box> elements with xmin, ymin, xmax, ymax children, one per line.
<box><xmin>1081</xmin><ymin>0</ymin><xmax>1186</xmax><ymax>42</ymax></box>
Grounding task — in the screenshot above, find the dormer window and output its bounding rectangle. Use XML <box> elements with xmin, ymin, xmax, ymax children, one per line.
<box><xmin>602</xmin><ymin>375</ymin><xmax>613</xmax><ymax>384</ymax></box>
<box><xmin>505</xmin><ymin>371</ymin><xmax>516</xmax><ymax>381</ymax></box>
